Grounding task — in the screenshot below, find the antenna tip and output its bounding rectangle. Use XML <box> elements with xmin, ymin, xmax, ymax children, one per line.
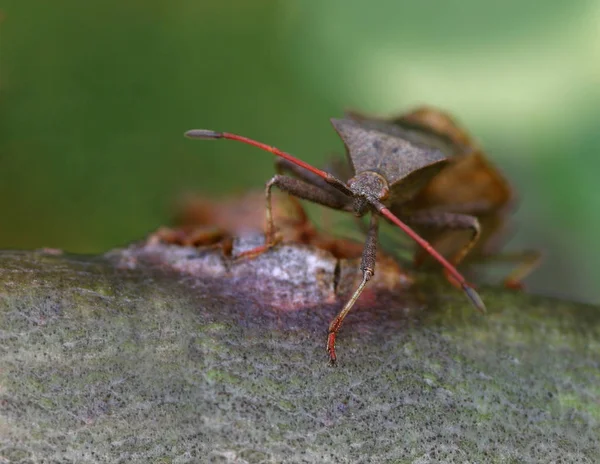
<box><xmin>463</xmin><ymin>285</ymin><xmax>486</xmax><ymax>314</ymax></box>
<box><xmin>184</xmin><ymin>129</ymin><xmax>223</xmax><ymax>140</ymax></box>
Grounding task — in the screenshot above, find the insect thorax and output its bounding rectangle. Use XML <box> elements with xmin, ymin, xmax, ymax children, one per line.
<box><xmin>347</xmin><ymin>171</ymin><xmax>390</xmax><ymax>215</ymax></box>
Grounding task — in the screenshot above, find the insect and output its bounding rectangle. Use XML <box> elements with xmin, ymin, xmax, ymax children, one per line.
<box><xmin>348</xmin><ymin>107</ymin><xmax>540</xmax><ymax>289</ymax></box>
<box><xmin>185</xmin><ymin>115</ymin><xmax>486</xmax><ymax>364</ymax></box>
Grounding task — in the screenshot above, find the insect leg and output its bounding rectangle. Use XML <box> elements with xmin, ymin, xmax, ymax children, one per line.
<box><xmin>409</xmin><ymin>211</ymin><xmax>480</xmax><ymax>283</ymax></box>
<box><xmin>274</xmin><ymin>159</ymin><xmax>350</xmax><ymax>225</ymax></box>
<box><xmin>472</xmin><ymin>249</ymin><xmax>542</xmax><ymax>289</ymax></box>
<box><xmin>327</xmin><ymin>214</ymin><xmax>378</xmax><ymax>364</ymax></box>
<box><xmin>237</xmin><ymin>175</ymin><xmax>352</xmax><ymax>258</ymax></box>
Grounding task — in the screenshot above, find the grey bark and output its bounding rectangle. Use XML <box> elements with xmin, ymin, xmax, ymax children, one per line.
<box><xmin>0</xmin><ymin>237</ymin><xmax>599</xmax><ymax>463</ymax></box>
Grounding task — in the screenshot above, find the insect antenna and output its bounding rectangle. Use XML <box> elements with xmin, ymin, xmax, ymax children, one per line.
<box><xmin>376</xmin><ymin>203</ymin><xmax>486</xmax><ymax>313</ymax></box>
<box><xmin>184</xmin><ymin>130</ymin><xmax>352</xmax><ymax>195</ymax></box>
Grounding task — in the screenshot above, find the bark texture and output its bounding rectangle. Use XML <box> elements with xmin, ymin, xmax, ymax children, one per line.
<box><xmin>0</xmin><ymin>241</ymin><xmax>599</xmax><ymax>463</ymax></box>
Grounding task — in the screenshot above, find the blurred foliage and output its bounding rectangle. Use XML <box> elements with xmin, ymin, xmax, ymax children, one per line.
<box><xmin>0</xmin><ymin>0</ymin><xmax>599</xmax><ymax>303</ymax></box>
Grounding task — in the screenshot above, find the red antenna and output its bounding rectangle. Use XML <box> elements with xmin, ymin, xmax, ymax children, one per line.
<box><xmin>185</xmin><ymin>130</ymin><xmax>330</xmax><ymax>180</ymax></box>
<box><xmin>377</xmin><ymin>205</ymin><xmax>485</xmax><ymax>312</ymax></box>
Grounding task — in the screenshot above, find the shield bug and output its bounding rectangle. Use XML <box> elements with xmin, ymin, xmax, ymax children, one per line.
<box><xmin>185</xmin><ymin>117</ymin><xmax>486</xmax><ymax>364</ymax></box>
<box><xmin>348</xmin><ymin>107</ymin><xmax>540</xmax><ymax>289</ymax></box>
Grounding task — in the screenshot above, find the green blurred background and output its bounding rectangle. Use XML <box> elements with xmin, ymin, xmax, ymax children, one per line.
<box><xmin>1</xmin><ymin>0</ymin><xmax>598</xmax><ymax>303</ymax></box>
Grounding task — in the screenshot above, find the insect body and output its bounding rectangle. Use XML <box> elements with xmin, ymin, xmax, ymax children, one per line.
<box><xmin>185</xmin><ymin>114</ymin><xmax>486</xmax><ymax>364</ymax></box>
<box><xmin>349</xmin><ymin>107</ymin><xmax>539</xmax><ymax>288</ymax></box>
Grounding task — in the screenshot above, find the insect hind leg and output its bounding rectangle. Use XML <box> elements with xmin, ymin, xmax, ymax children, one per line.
<box><xmin>409</xmin><ymin>211</ymin><xmax>481</xmax><ymax>287</ymax></box>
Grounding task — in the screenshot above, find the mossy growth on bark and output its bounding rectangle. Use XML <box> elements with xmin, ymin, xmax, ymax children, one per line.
<box><xmin>0</xmin><ymin>240</ymin><xmax>599</xmax><ymax>463</ymax></box>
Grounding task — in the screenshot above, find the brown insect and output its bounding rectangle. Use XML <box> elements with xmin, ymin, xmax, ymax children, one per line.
<box><xmin>185</xmin><ymin>111</ymin><xmax>492</xmax><ymax>364</ymax></box>
<box><xmin>348</xmin><ymin>107</ymin><xmax>539</xmax><ymax>289</ymax></box>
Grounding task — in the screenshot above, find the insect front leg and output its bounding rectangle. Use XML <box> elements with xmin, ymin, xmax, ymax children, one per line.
<box><xmin>327</xmin><ymin>214</ymin><xmax>378</xmax><ymax>364</ymax></box>
<box><xmin>273</xmin><ymin>159</ymin><xmax>350</xmax><ymax>228</ymax></box>
<box><xmin>237</xmin><ymin>175</ymin><xmax>352</xmax><ymax>259</ymax></box>
<box><xmin>408</xmin><ymin>211</ymin><xmax>481</xmax><ymax>287</ymax></box>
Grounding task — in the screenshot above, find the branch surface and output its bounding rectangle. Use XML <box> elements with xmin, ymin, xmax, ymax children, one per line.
<box><xmin>0</xmin><ymin>241</ymin><xmax>599</xmax><ymax>462</ymax></box>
